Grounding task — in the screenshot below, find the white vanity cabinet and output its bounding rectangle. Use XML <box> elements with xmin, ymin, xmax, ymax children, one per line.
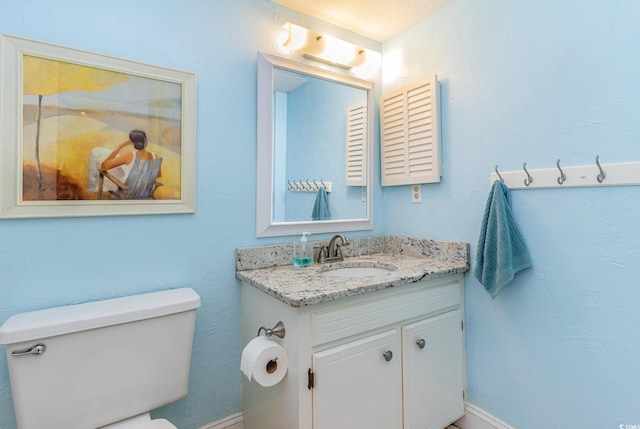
<box><xmin>240</xmin><ymin>273</ymin><xmax>466</xmax><ymax>429</ymax></box>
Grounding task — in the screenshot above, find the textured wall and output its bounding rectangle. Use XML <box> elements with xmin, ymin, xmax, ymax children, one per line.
<box><xmin>6</xmin><ymin>0</ymin><xmax>637</xmax><ymax>427</ymax></box>
<box><xmin>0</xmin><ymin>1</ymin><xmax>381</xmax><ymax>428</ymax></box>
<box><xmin>382</xmin><ymin>0</ymin><xmax>640</xmax><ymax>427</ymax></box>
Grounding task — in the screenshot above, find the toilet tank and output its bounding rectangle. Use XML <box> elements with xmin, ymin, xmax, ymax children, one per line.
<box><xmin>0</xmin><ymin>288</ymin><xmax>201</xmax><ymax>429</ymax></box>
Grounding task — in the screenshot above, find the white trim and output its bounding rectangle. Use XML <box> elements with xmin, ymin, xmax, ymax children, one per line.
<box><xmin>196</xmin><ymin>404</ymin><xmax>512</xmax><ymax>429</ymax></box>
<box><xmin>255</xmin><ymin>52</ymin><xmax>374</xmax><ymax>237</ymax></box>
<box><xmin>454</xmin><ymin>403</ymin><xmax>515</xmax><ymax>429</ymax></box>
<box><xmin>197</xmin><ymin>412</ymin><xmax>243</xmax><ymax>429</ymax></box>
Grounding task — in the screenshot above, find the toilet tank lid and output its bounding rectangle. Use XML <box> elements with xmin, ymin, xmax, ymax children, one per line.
<box><xmin>0</xmin><ymin>288</ymin><xmax>201</xmax><ymax>345</ymax></box>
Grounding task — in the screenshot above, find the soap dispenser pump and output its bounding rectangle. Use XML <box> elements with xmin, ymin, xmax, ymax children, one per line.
<box><xmin>293</xmin><ymin>232</ymin><xmax>313</xmax><ymax>267</ymax></box>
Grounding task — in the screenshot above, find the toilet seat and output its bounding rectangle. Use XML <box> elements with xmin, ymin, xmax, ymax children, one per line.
<box><xmin>133</xmin><ymin>419</ymin><xmax>177</xmax><ymax>429</ymax></box>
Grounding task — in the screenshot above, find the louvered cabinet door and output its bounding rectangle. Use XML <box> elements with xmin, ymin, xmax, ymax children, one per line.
<box><xmin>346</xmin><ymin>101</ymin><xmax>367</xmax><ymax>186</ymax></box>
<box><xmin>381</xmin><ymin>75</ymin><xmax>441</xmax><ymax>186</ymax></box>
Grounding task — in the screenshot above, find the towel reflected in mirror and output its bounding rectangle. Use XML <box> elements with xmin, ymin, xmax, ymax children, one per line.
<box><xmin>311</xmin><ymin>187</ymin><xmax>331</xmax><ymax>221</ymax></box>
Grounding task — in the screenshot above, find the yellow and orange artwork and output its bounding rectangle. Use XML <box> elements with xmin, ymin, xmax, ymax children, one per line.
<box><xmin>22</xmin><ymin>54</ymin><xmax>183</xmax><ymax>201</ymax></box>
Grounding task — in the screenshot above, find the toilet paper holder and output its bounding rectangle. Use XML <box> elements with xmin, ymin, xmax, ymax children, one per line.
<box><xmin>257</xmin><ymin>321</ymin><xmax>286</xmax><ymax>339</ymax></box>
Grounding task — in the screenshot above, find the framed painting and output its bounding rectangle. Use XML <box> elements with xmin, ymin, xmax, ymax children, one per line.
<box><xmin>0</xmin><ymin>34</ymin><xmax>196</xmax><ymax>218</ymax></box>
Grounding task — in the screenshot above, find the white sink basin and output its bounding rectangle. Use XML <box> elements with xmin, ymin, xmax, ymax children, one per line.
<box><xmin>320</xmin><ymin>262</ymin><xmax>397</xmax><ymax>278</ymax></box>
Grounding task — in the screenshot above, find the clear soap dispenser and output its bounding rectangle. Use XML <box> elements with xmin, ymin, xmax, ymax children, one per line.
<box><xmin>293</xmin><ymin>232</ymin><xmax>313</xmax><ymax>267</ymax></box>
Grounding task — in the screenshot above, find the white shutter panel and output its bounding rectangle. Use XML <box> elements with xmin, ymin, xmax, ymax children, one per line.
<box><xmin>345</xmin><ymin>102</ymin><xmax>367</xmax><ymax>186</ymax></box>
<box><xmin>380</xmin><ymin>92</ymin><xmax>406</xmax><ymax>183</ymax></box>
<box><xmin>381</xmin><ymin>75</ymin><xmax>441</xmax><ymax>186</ymax></box>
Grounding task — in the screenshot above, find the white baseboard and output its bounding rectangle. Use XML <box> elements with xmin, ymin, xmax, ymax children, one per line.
<box><xmin>454</xmin><ymin>403</ymin><xmax>515</xmax><ymax>429</ymax></box>
<box><xmin>198</xmin><ymin>404</ymin><xmax>511</xmax><ymax>429</ymax></box>
<box><xmin>197</xmin><ymin>412</ymin><xmax>243</xmax><ymax>429</ymax></box>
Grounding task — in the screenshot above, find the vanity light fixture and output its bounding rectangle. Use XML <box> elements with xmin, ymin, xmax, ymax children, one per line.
<box><xmin>279</xmin><ymin>23</ymin><xmax>380</xmax><ymax>76</ymax></box>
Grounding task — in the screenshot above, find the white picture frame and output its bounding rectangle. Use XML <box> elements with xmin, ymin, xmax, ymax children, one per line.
<box><xmin>0</xmin><ymin>34</ymin><xmax>196</xmax><ymax>218</ymax></box>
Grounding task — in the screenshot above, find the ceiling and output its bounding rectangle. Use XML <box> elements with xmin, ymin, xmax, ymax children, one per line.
<box><xmin>272</xmin><ymin>0</ymin><xmax>454</xmax><ymax>42</ymax></box>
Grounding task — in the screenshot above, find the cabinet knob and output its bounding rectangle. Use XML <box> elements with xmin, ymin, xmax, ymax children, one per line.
<box><xmin>382</xmin><ymin>350</ymin><xmax>393</xmax><ymax>362</ymax></box>
<box><xmin>416</xmin><ymin>338</ymin><xmax>426</xmax><ymax>349</ymax></box>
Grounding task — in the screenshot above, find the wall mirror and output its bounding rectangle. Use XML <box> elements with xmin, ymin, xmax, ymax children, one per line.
<box><xmin>256</xmin><ymin>52</ymin><xmax>374</xmax><ymax>237</ymax></box>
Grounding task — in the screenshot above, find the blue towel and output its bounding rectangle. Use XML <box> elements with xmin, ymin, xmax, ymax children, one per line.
<box><xmin>473</xmin><ymin>180</ymin><xmax>532</xmax><ymax>298</ymax></box>
<box><xmin>311</xmin><ymin>187</ymin><xmax>331</xmax><ymax>221</ymax></box>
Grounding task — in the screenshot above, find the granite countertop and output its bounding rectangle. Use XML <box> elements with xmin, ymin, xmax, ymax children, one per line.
<box><xmin>236</xmin><ymin>236</ymin><xmax>470</xmax><ymax>308</ymax></box>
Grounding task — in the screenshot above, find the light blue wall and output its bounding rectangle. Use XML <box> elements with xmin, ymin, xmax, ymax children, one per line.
<box><xmin>273</xmin><ymin>92</ymin><xmax>288</xmax><ymax>221</ymax></box>
<box><xmin>382</xmin><ymin>0</ymin><xmax>640</xmax><ymax>427</ymax></box>
<box><xmin>0</xmin><ymin>1</ymin><xmax>382</xmax><ymax>428</ymax></box>
<box><xmin>6</xmin><ymin>1</ymin><xmax>636</xmax><ymax>428</ymax></box>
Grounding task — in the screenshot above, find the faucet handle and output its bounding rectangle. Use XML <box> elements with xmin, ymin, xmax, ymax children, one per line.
<box><xmin>317</xmin><ymin>245</ymin><xmax>328</xmax><ymax>263</ymax></box>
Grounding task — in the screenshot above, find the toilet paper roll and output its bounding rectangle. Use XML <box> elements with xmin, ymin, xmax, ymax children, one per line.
<box><xmin>241</xmin><ymin>336</ymin><xmax>288</xmax><ymax>387</ymax></box>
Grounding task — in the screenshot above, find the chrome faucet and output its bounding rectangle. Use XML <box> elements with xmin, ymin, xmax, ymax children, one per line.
<box><xmin>318</xmin><ymin>234</ymin><xmax>350</xmax><ymax>263</ymax></box>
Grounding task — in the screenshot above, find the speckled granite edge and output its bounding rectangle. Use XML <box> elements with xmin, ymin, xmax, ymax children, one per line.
<box><xmin>235</xmin><ymin>243</ymin><xmax>293</xmax><ymax>270</ymax></box>
<box><xmin>383</xmin><ymin>236</ymin><xmax>470</xmax><ymax>266</ymax></box>
<box><xmin>236</xmin><ymin>235</ymin><xmax>468</xmax><ymax>271</ymax></box>
<box><xmin>236</xmin><ymin>252</ymin><xmax>469</xmax><ymax>307</ymax></box>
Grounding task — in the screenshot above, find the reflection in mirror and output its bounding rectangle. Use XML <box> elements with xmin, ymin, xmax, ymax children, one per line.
<box><xmin>273</xmin><ymin>69</ymin><xmax>367</xmax><ymax>222</ymax></box>
<box><xmin>257</xmin><ymin>52</ymin><xmax>374</xmax><ymax>237</ymax></box>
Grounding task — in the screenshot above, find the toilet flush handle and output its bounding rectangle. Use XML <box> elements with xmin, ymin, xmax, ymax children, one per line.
<box><xmin>11</xmin><ymin>343</ymin><xmax>46</xmax><ymax>357</ymax></box>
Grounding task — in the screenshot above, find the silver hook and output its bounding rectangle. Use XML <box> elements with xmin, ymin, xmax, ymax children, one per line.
<box><xmin>320</xmin><ymin>179</ymin><xmax>327</xmax><ymax>190</ymax></box>
<box><xmin>288</xmin><ymin>180</ymin><xmax>294</xmax><ymax>191</ymax></box>
<box><xmin>305</xmin><ymin>179</ymin><xmax>312</xmax><ymax>191</ymax></box>
<box><xmin>495</xmin><ymin>165</ymin><xmax>504</xmax><ymax>183</ymax></box>
<box><xmin>595</xmin><ymin>155</ymin><xmax>606</xmax><ymax>183</ymax></box>
<box><xmin>294</xmin><ymin>180</ymin><xmax>301</xmax><ymax>191</ymax></box>
<box><xmin>523</xmin><ymin>162</ymin><xmax>533</xmax><ymax>186</ymax></box>
<box><xmin>556</xmin><ymin>159</ymin><xmax>566</xmax><ymax>185</ymax></box>
<box><xmin>313</xmin><ymin>179</ymin><xmax>320</xmax><ymax>191</ymax></box>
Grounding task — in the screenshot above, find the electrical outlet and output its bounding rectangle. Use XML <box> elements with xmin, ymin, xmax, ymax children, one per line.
<box><xmin>412</xmin><ymin>184</ymin><xmax>422</xmax><ymax>203</ymax></box>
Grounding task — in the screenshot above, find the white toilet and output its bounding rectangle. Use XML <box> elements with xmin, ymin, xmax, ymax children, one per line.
<box><xmin>0</xmin><ymin>288</ymin><xmax>201</xmax><ymax>429</ymax></box>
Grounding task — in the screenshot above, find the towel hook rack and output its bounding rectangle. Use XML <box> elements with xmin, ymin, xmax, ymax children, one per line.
<box><xmin>489</xmin><ymin>157</ymin><xmax>640</xmax><ymax>189</ymax></box>
<box><xmin>288</xmin><ymin>178</ymin><xmax>332</xmax><ymax>192</ymax></box>
<box><xmin>523</xmin><ymin>162</ymin><xmax>533</xmax><ymax>186</ymax></box>
<box><xmin>595</xmin><ymin>155</ymin><xmax>606</xmax><ymax>183</ymax></box>
<box><xmin>556</xmin><ymin>159</ymin><xmax>566</xmax><ymax>185</ymax></box>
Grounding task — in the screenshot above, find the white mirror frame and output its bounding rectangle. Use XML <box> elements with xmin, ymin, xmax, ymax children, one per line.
<box><xmin>256</xmin><ymin>52</ymin><xmax>374</xmax><ymax>237</ymax></box>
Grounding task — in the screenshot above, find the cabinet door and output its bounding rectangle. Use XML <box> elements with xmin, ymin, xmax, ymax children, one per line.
<box><xmin>380</xmin><ymin>75</ymin><xmax>441</xmax><ymax>186</ymax></box>
<box><xmin>402</xmin><ymin>310</ymin><xmax>464</xmax><ymax>429</ymax></box>
<box><xmin>312</xmin><ymin>330</ymin><xmax>402</xmax><ymax>429</ymax></box>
